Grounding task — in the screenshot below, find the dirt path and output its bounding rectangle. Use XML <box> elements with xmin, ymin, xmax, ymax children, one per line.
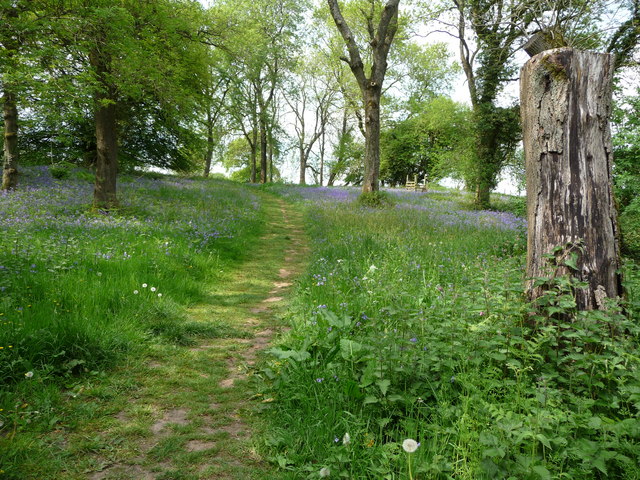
<box><xmin>49</xmin><ymin>193</ymin><xmax>308</xmax><ymax>480</ymax></box>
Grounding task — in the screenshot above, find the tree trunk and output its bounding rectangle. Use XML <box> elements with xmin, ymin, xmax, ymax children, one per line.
<box><xmin>250</xmin><ymin>128</ymin><xmax>257</xmax><ymax>183</ymax></box>
<box><xmin>203</xmin><ymin>114</ymin><xmax>214</xmax><ymax>178</ymax></box>
<box><xmin>269</xmin><ymin>144</ymin><xmax>273</xmax><ymax>182</ymax></box>
<box><xmin>362</xmin><ymin>88</ymin><xmax>381</xmax><ymax>193</ymax></box>
<box><xmin>93</xmin><ymin>89</ymin><xmax>119</xmax><ymax>209</ymax></box>
<box><xmin>2</xmin><ymin>89</ymin><xmax>19</xmax><ymax>190</ymax></box>
<box><xmin>259</xmin><ymin>122</ymin><xmax>267</xmax><ymax>183</ymax></box>
<box><xmin>299</xmin><ymin>144</ymin><xmax>306</xmax><ymax>185</ymax></box>
<box><xmin>319</xmin><ymin>129</ymin><xmax>325</xmax><ymax>187</ymax></box>
<box><xmin>521</xmin><ymin>48</ymin><xmax>622</xmax><ymax>310</ymax></box>
<box><xmin>91</xmin><ymin>46</ymin><xmax>119</xmax><ymax>210</ymax></box>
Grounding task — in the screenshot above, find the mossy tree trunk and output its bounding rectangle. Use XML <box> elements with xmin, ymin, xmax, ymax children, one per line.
<box><xmin>521</xmin><ymin>48</ymin><xmax>623</xmax><ymax>310</ymax></box>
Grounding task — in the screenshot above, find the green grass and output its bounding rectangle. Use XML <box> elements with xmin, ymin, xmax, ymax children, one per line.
<box><xmin>259</xmin><ymin>186</ymin><xmax>640</xmax><ymax>479</ymax></box>
<box><xmin>0</xmin><ymin>171</ymin><xmax>277</xmax><ymax>478</ymax></box>
<box><xmin>3</xmin><ymin>173</ymin><xmax>638</xmax><ymax>479</ymax></box>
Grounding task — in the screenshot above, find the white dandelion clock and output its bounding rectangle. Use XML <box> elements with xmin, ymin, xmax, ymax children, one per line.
<box><xmin>402</xmin><ymin>438</ymin><xmax>419</xmax><ymax>453</ymax></box>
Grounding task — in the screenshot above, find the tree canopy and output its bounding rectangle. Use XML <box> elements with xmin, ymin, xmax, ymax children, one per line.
<box><xmin>0</xmin><ymin>0</ymin><xmax>637</xmax><ymax>204</ymax></box>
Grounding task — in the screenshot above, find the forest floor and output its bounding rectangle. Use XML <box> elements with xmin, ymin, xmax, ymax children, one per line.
<box><xmin>37</xmin><ymin>192</ymin><xmax>308</xmax><ymax>480</ymax></box>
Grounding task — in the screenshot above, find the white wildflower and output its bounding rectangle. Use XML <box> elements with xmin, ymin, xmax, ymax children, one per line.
<box><xmin>150</xmin><ymin>287</ymin><xmax>157</xmax><ymax>292</ymax></box>
<box><xmin>319</xmin><ymin>467</ymin><xmax>330</xmax><ymax>477</ymax></box>
<box><xmin>133</xmin><ymin>290</ymin><xmax>139</xmax><ymax>295</ymax></box>
<box><xmin>142</xmin><ymin>283</ymin><xmax>148</xmax><ymax>288</ymax></box>
<box><xmin>25</xmin><ymin>371</ymin><xmax>34</xmax><ymax>378</ymax></box>
<box><xmin>342</xmin><ymin>432</ymin><xmax>351</xmax><ymax>445</ymax></box>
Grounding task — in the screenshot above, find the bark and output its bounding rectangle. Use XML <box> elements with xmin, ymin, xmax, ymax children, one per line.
<box><xmin>2</xmin><ymin>6</ymin><xmax>20</xmax><ymax>191</ymax></box>
<box><xmin>203</xmin><ymin>115</ymin><xmax>214</xmax><ymax>178</ymax></box>
<box><xmin>91</xmin><ymin>48</ymin><xmax>119</xmax><ymax>209</ymax></box>
<box><xmin>521</xmin><ymin>48</ymin><xmax>622</xmax><ymax>311</ymax></box>
<box><xmin>299</xmin><ymin>143</ymin><xmax>306</xmax><ymax>185</ymax></box>
<box><xmin>245</xmin><ymin>125</ymin><xmax>257</xmax><ymax>183</ymax></box>
<box><xmin>259</xmin><ymin>122</ymin><xmax>267</xmax><ymax>183</ymax></box>
<box><xmin>362</xmin><ymin>88</ymin><xmax>381</xmax><ymax>193</ymax></box>
<box><xmin>319</xmin><ymin>129</ymin><xmax>325</xmax><ymax>186</ymax></box>
<box><xmin>2</xmin><ymin>89</ymin><xmax>19</xmax><ymax>190</ymax></box>
<box><xmin>268</xmin><ymin>143</ymin><xmax>273</xmax><ymax>183</ymax></box>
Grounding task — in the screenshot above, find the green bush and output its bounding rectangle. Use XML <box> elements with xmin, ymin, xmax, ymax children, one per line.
<box><xmin>620</xmin><ymin>196</ymin><xmax>640</xmax><ymax>259</ymax></box>
<box><xmin>49</xmin><ymin>165</ymin><xmax>71</xmax><ymax>179</ymax></box>
<box><xmin>356</xmin><ymin>191</ymin><xmax>395</xmax><ymax>208</ymax></box>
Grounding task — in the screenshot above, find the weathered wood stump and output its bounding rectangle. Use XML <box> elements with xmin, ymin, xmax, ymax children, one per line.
<box><xmin>520</xmin><ymin>48</ymin><xmax>623</xmax><ymax>310</ymax></box>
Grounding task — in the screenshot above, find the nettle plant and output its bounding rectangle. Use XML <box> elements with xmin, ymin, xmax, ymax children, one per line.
<box><xmin>481</xmin><ymin>244</ymin><xmax>640</xmax><ymax>478</ymax></box>
<box><xmin>263</xmin><ymin>243</ymin><xmax>640</xmax><ymax>478</ymax></box>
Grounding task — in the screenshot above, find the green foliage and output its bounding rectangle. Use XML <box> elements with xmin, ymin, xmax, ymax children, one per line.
<box><xmin>48</xmin><ymin>164</ymin><xmax>71</xmax><ymax>179</ymax></box>
<box><xmin>381</xmin><ymin>97</ymin><xmax>474</xmax><ymax>186</ymax></box>
<box><xmin>612</xmin><ymin>88</ymin><xmax>640</xmax><ymax>259</ymax></box>
<box><xmin>468</xmin><ymin>103</ymin><xmax>522</xmax><ymax>197</ymax></box>
<box><xmin>260</xmin><ymin>187</ymin><xmax>640</xmax><ymax>479</ymax></box>
<box><xmin>613</xmin><ymin>88</ymin><xmax>640</xmax><ymax>207</ymax></box>
<box><xmin>355</xmin><ymin>191</ymin><xmax>395</xmax><ymax>208</ymax></box>
<box><xmin>330</xmin><ymin>129</ymin><xmax>364</xmax><ymax>186</ymax></box>
<box><xmin>620</xmin><ymin>197</ymin><xmax>640</xmax><ymax>259</ymax></box>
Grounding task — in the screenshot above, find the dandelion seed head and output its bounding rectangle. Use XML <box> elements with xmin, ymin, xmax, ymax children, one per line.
<box><xmin>402</xmin><ymin>438</ymin><xmax>419</xmax><ymax>453</ymax></box>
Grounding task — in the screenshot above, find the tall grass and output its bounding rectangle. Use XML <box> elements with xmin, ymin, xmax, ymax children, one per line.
<box><xmin>260</xmin><ymin>186</ymin><xmax>640</xmax><ymax>479</ymax></box>
<box><xmin>0</xmin><ymin>168</ymin><xmax>263</xmax><ymax>425</ymax></box>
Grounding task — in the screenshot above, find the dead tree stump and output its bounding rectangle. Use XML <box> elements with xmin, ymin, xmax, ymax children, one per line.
<box><xmin>520</xmin><ymin>48</ymin><xmax>623</xmax><ymax>310</ymax></box>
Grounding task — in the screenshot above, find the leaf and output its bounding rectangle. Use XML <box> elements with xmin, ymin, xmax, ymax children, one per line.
<box><xmin>268</xmin><ymin>348</ymin><xmax>310</xmax><ymax>362</ymax></box>
<box><xmin>564</xmin><ymin>252</ymin><xmax>579</xmax><ymax>271</ymax></box>
<box><xmin>340</xmin><ymin>339</ymin><xmax>364</xmax><ymax>360</ymax></box>
<box><xmin>376</xmin><ymin>379</ymin><xmax>391</xmax><ymax>396</ymax></box>
<box><xmin>387</xmin><ymin>394</ymin><xmax>404</xmax><ymax>403</ymax></box>
<box><xmin>535</xmin><ymin>433</ymin><xmax>551</xmax><ymax>449</ymax></box>
<box><xmin>363</xmin><ymin>395</ymin><xmax>379</xmax><ymax>405</ymax></box>
<box><xmin>532</xmin><ymin>465</ymin><xmax>552</xmax><ymax>480</ymax></box>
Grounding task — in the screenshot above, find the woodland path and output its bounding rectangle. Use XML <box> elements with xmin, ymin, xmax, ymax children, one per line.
<box><xmin>44</xmin><ymin>192</ymin><xmax>308</xmax><ymax>480</ymax></box>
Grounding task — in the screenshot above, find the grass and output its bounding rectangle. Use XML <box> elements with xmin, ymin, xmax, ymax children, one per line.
<box><xmin>2</xmin><ymin>173</ymin><xmax>638</xmax><ymax>479</ymax></box>
<box><xmin>0</xmin><ymin>167</ymin><xmax>307</xmax><ymax>479</ymax></box>
<box><xmin>258</xmin><ymin>185</ymin><xmax>640</xmax><ymax>479</ymax></box>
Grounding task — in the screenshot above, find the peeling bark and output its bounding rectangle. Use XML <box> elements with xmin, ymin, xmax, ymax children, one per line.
<box><xmin>521</xmin><ymin>48</ymin><xmax>622</xmax><ymax>310</ymax></box>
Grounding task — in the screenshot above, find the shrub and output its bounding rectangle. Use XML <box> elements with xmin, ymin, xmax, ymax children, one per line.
<box><xmin>49</xmin><ymin>165</ymin><xmax>71</xmax><ymax>179</ymax></box>
<box><xmin>620</xmin><ymin>196</ymin><xmax>640</xmax><ymax>259</ymax></box>
<box><xmin>356</xmin><ymin>191</ymin><xmax>395</xmax><ymax>208</ymax></box>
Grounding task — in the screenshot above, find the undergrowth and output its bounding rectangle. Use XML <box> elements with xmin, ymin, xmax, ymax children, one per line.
<box><xmin>259</xmin><ymin>186</ymin><xmax>640</xmax><ymax>479</ymax></box>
